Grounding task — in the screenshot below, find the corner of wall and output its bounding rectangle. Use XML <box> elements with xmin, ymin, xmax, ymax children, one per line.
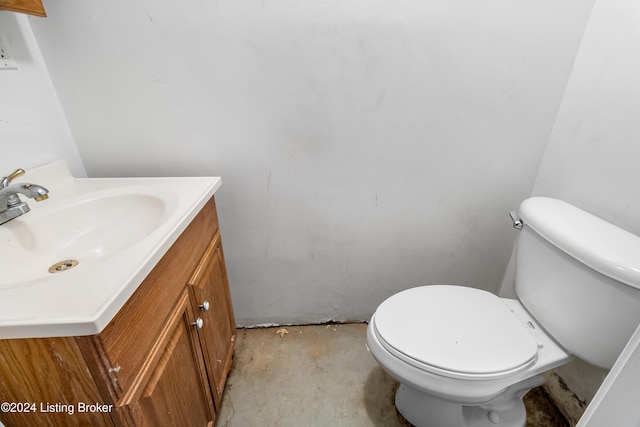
<box><xmin>0</xmin><ymin>12</ymin><xmax>85</xmax><ymax>177</ymax></box>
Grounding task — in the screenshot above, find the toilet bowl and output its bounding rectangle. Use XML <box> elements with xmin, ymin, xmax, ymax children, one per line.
<box><xmin>367</xmin><ymin>286</ymin><xmax>571</xmax><ymax>427</ymax></box>
<box><xmin>369</xmin><ymin>286</ymin><xmax>571</xmax><ymax>400</ymax></box>
<box><xmin>367</xmin><ymin>285</ymin><xmax>572</xmax><ymax>427</ymax></box>
<box><xmin>367</xmin><ymin>197</ymin><xmax>640</xmax><ymax>427</ymax></box>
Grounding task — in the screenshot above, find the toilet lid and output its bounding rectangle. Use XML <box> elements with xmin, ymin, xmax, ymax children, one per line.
<box><xmin>373</xmin><ymin>286</ymin><xmax>538</xmax><ymax>379</ymax></box>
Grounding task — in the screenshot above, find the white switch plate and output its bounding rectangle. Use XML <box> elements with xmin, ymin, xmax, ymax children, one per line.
<box><xmin>0</xmin><ymin>37</ymin><xmax>18</xmax><ymax>70</ymax></box>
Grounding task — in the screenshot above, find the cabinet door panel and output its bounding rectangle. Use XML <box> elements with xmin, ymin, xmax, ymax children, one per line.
<box><xmin>189</xmin><ymin>232</ymin><xmax>236</xmax><ymax>404</ymax></box>
<box><xmin>116</xmin><ymin>291</ymin><xmax>215</xmax><ymax>427</ymax></box>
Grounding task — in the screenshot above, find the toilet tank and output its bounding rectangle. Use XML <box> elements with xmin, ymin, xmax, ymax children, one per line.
<box><xmin>515</xmin><ymin>197</ymin><xmax>640</xmax><ymax>369</ymax></box>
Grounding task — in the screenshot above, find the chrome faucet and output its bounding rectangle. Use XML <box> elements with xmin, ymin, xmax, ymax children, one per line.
<box><xmin>0</xmin><ymin>168</ymin><xmax>49</xmax><ymax>225</ymax></box>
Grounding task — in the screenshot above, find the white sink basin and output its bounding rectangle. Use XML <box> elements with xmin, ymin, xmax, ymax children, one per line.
<box><xmin>0</xmin><ymin>192</ymin><xmax>167</xmax><ymax>288</ymax></box>
<box><xmin>0</xmin><ymin>161</ymin><xmax>221</xmax><ymax>339</ymax></box>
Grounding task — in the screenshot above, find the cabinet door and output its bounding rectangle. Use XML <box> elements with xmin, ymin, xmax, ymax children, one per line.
<box><xmin>116</xmin><ymin>291</ymin><xmax>215</xmax><ymax>427</ymax></box>
<box><xmin>189</xmin><ymin>231</ymin><xmax>236</xmax><ymax>405</ymax></box>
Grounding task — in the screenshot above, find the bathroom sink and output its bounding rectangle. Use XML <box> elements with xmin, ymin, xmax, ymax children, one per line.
<box><xmin>0</xmin><ymin>160</ymin><xmax>221</xmax><ymax>339</ymax></box>
<box><xmin>0</xmin><ymin>191</ymin><xmax>167</xmax><ymax>289</ymax></box>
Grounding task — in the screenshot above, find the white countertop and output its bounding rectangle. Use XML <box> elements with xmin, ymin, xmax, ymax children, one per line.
<box><xmin>0</xmin><ymin>161</ymin><xmax>221</xmax><ymax>339</ymax></box>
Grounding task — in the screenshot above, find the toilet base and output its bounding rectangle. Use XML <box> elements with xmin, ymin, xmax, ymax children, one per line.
<box><xmin>395</xmin><ymin>374</ymin><xmax>545</xmax><ymax>427</ymax></box>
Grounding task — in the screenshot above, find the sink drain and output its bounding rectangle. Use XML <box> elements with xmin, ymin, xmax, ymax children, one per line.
<box><xmin>48</xmin><ymin>259</ymin><xmax>79</xmax><ymax>273</ymax></box>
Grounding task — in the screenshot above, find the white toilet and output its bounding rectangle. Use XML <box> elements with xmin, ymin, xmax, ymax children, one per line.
<box><xmin>367</xmin><ymin>197</ymin><xmax>640</xmax><ymax>427</ymax></box>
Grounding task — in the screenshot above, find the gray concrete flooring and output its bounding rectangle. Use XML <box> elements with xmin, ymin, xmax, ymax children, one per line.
<box><xmin>215</xmin><ymin>323</ymin><xmax>568</xmax><ymax>427</ymax></box>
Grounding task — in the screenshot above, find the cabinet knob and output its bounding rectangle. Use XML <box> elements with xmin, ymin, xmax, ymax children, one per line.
<box><xmin>192</xmin><ymin>318</ymin><xmax>204</xmax><ymax>330</ymax></box>
<box><xmin>199</xmin><ymin>301</ymin><xmax>210</xmax><ymax>312</ymax></box>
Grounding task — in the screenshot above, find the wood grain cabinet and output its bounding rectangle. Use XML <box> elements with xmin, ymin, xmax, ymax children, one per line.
<box><xmin>0</xmin><ymin>196</ymin><xmax>236</xmax><ymax>427</ymax></box>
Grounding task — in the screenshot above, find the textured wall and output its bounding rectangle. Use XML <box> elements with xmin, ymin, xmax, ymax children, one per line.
<box><xmin>29</xmin><ymin>0</ymin><xmax>593</xmax><ymax>325</ymax></box>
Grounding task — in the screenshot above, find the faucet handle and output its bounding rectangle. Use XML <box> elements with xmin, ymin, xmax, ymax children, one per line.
<box><xmin>6</xmin><ymin>168</ymin><xmax>25</xmax><ymax>182</ymax></box>
<box><xmin>1</xmin><ymin>168</ymin><xmax>25</xmax><ymax>189</ymax></box>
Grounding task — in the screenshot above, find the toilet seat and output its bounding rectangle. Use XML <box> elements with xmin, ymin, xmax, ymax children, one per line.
<box><xmin>373</xmin><ymin>286</ymin><xmax>539</xmax><ymax>380</ymax></box>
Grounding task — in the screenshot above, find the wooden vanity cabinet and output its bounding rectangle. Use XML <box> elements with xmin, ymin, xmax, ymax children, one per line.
<box><xmin>0</xmin><ymin>196</ymin><xmax>236</xmax><ymax>427</ymax></box>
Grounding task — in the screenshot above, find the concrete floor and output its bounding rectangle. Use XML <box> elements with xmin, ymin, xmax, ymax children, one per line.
<box><xmin>215</xmin><ymin>323</ymin><xmax>568</xmax><ymax>427</ymax></box>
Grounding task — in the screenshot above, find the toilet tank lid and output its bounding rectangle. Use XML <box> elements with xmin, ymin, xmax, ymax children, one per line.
<box><xmin>519</xmin><ymin>197</ymin><xmax>640</xmax><ymax>289</ymax></box>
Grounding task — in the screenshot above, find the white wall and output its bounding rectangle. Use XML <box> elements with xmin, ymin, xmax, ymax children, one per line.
<box><xmin>0</xmin><ymin>13</ymin><xmax>84</xmax><ymax>177</ymax></box>
<box><xmin>500</xmin><ymin>0</ymin><xmax>640</xmax><ymax>422</ymax></box>
<box><xmin>29</xmin><ymin>0</ymin><xmax>594</xmax><ymax>326</ymax></box>
<box><xmin>578</xmin><ymin>323</ymin><xmax>640</xmax><ymax>427</ymax></box>
<box><xmin>533</xmin><ymin>2</ymin><xmax>640</xmax><ymax>230</ymax></box>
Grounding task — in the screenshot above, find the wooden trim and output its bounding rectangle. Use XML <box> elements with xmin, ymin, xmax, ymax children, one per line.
<box><xmin>0</xmin><ymin>0</ymin><xmax>46</xmax><ymax>17</ymax></box>
<box><xmin>76</xmin><ymin>335</ymin><xmax>122</xmax><ymax>403</ymax></box>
